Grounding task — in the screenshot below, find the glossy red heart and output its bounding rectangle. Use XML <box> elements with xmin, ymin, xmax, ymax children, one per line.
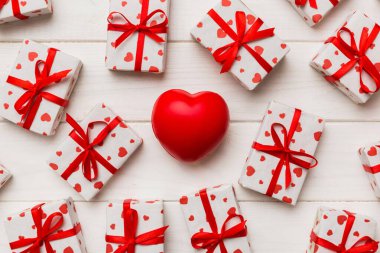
<box><xmin>152</xmin><ymin>89</ymin><xmax>229</xmax><ymax>162</ymax></box>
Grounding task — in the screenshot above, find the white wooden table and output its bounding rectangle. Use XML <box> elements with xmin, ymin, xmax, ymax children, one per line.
<box><xmin>1</xmin><ymin>0</ymin><xmax>380</xmax><ymax>252</ymax></box>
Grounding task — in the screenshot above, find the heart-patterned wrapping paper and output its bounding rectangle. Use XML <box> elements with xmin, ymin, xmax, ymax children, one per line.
<box><xmin>0</xmin><ymin>0</ymin><xmax>52</xmax><ymax>24</ymax></box>
<box><xmin>191</xmin><ymin>0</ymin><xmax>289</xmax><ymax>91</ymax></box>
<box><xmin>106</xmin><ymin>0</ymin><xmax>170</xmax><ymax>72</ymax></box>
<box><xmin>179</xmin><ymin>184</ymin><xmax>252</xmax><ymax>253</ymax></box>
<box><xmin>3</xmin><ymin>198</ymin><xmax>87</xmax><ymax>253</ymax></box>
<box><xmin>311</xmin><ymin>11</ymin><xmax>380</xmax><ymax>104</ymax></box>
<box><xmin>47</xmin><ymin>104</ymin><xmax>143</xmax><ymax>201</ymax></box>
<box><xmin>106</xmin><ymin>199</ymin><xmax>166</xmax><ymax>253</ymax></box>
<box><xmin>358</xmin><ymin>142</ymin><xmax>380</xmax><ymax>198</ymax></box>
<box><xmin>239</xmin><ymin>101</ymin><xmax>325</xmax><ymax>205</ymax></box>
<box><xmin>307</xmin><ymin>207</ymin><xmax>377</xmax><ymax>253</ymax></box>
<box><xmin>287</xmin><ymin>0</ymin><xmax>341</xmax><ymax>27</ymax></box>
<box><xmin>0</xmin><ymin>163</ymin><xmax>12</xmax><ymax>190</ymax></box>
<box><xmin>0</xmin><ymin>39</ymin><xmax>82</xmax><ymax>136</ymax></box>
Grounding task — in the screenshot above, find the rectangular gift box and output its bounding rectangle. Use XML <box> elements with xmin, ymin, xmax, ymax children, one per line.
<box><xmin>179</xmin><ymin>184</ymin><xmax>252</xmax><ymax>253</ymax></box>
<box><xmin>287</xmin><ymin>0</ymin><xmax>341</xmax><ymax>27</ymax></box>
<box><xmin>239</xmin><ymin>101</ymin><xmax>325</xmax><ymax>205</ymax></box>
<box><xmin>4</xmin><ymin>198</ymin><xmax>87</xmax><ymax>253</ymax></box>
<box><xmin>358</xmin><ymin>142</ymin><xmax>380</xmax><ymax>198</ymax></box>
<box><xmin>0</xmin><ymin>0</ymin><xmax>52</xmax><ymax>24</ymax></box>
<box><xmin>307</xmin><ymin>207</ymin><xmax>378</xmax><ymax>253</ymax></box>
<box><xmin>106</xmin><ymin>199</ymin><xmax>167</xmax><ymax>253</ymax></box>
<box><xmin>0</xmin><ymin>39</ymin><xmax>82</xmax><ymax>136</ymax></box>
<box><xmin>106</xmin><ymin>0</ymin><xmax>170</xmax><ymax>72</ymax></box>
<box><xmin>191</xmin><ymin>0</ymin><xmax>290</xmax><ymax>90</ymax></box>
<box><xmin>47</xmin><ymin>104</ymin><xmax>143</xmax><ymax>201</ymax></box>
<box><xmin>0</xmin><ymin>163</ymin><xmax>12</xmax><ymax>189</ymax></box>
<box><xmin>310</xmin><ymin>11</ymin><xmax>380</xmax><ymax>104</ymax></box>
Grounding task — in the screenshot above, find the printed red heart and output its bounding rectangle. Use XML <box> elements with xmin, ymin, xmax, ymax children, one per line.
<box><xmin>121</xmin><ymin>1</ymin><xmax>127</xmax><ymax>6</ymax></box>
<box><xmin>3</xmin><ymin>103</ymin><xmax>9</xmax><ymax>109</ymax></box>
<box><xmin>49</xmin><ymin>163</ymin><xmax>58</xmax><ymax>170</ymax></box>
<box><xmin>143</xmin><ymin>215</ymin><xmax>150</xmax><ymax>221</ymax></box>
<box><xmin>94</xmin><ymin>181</ymin><xmax>103</xmax><ymax>189</ymax></box>
<box><xmin>337</xmin><ymin>215</ymin><xmax>347</xmax><ymax>225</ymax></box>
<box><xmin>247</xmin><ymin>14</ymin><xmax>256</xmax><ymax>25</ymax></box>
<box><xmin>272</xmin><ymin>57</ymin><xmax>278</xmax><ymax>64</ymax></box>
<box><xmin>322</xmin><ymin>59</ymin><xmax>332</xmax><ymax>70</ymax></box>
<box><xmin>188</xmin><ymin>215</ymin><xmax>194</xmax><ymax>221</ymax></box>
<box><xmin>312</xmin><ymin>14</ymin><xmax>323</xmax><ymax>24</ymax></box>
<box><xmin>197</xmin><ymin>22</ymin><xmax>203</xmax><ymax>28</ymax></box>
<box><xmin>273</xmin><ymin>184</ymin><xmax>282</xmax><ymax>194</ymax></box>
<box><xmin>63</xmin><ymin>247</ymin><xmax>74</xmax><ymax>253</ymax></box>
<box><xmin>16</xmin><ymin>63</ymin><xmax>22</xmax><ymax>69</ymax></box>
<box><xmin>246</xmin><ymin>166</ymin><xmax>255</xmax><ymax>176</ymax></box>
<box><xmin>221</xmin><ymin>0</ymin><xmax>231</xmax><ymax>7</ymax></box>
<box><xmin>282</xmin><ymin>196</ymin><xmax>292</xmax><ymax>204</ymax></box>
<box><xmin>149</xmin><ymin>66</ymin><xmax>159</xmax><ymax>72</ymax></box>
<box><xmin>56</xmin><ymin>151</ymin><xmax>62</xmax><ymax>156</ymax></box>
<box><xmin>252</xmin><ymin>73</ymin><xmax>262</xmax><ymax>83</ymax></box>
<box><xmin>158</xmin><ymin>49</ymin><xmax>164</xmax><ymax>56</ymax></box>
<box><xmin>279</xmin><ymin>113</ymin><xmax>286</xmax><ymax>119</ymax></box>
<box><xmin>179</xmin><ymin>196</ymin><xmax>188</xmax><ymax>205</ymax></box>
<box><xmin>227</xmin><ymin>207</ymin><xmax>236</xmax><ymax>216</ymax></box>
<box><xmin>353</xmin><ymin>231</ymin><xmax>360</xmax><ymax>237</ymax></box>
<box><xmin>217</xmin><ymin>28</ymin><xmax>227</xmax><ymax>38</ymax></box>
<box><xmin>28</xmin><ymin>52</ymin><xmax>38</xmax><ymax>61</ymax></box>
<box><xmin>293</xmin><ymin>167</ymin><xmax>303</xmax><ymax>178</ymax></box>
<box><xmin>124</xmin><ymin>52</ymin><xmax>134</xmax><ymax>62</ymax></box>
<box><xmin>234</xmin><ymin>250</ymin><xmax>242</xmax><ymax>253</ymax></box>
<box><xmin>152</xmin><ymin>89</ymin><xmax>229</xmax><ymax>162</ymax></box>
<box><xmin>118</xmin><ymin>147</ymin><xmax>128</xmax><ymax>157</ymax></box>
<box><xmin>59</xmin><ymin>204</ymin><xmax>68</xmax><ymax>214</ymax></box>
<box><xmin>20</xmin><ymin>1</ymin><xmax>26</xmax><ymax>6</ymax></box>
<box><xmin>368</xmin><ymin>147</ymin><xmax>377</xmax><ymax>156</ymax></box>
<box><xmin>314</xmin><ymin>131</ymin><xmax>322</xmax><ymax>141</ymax></box>
<box><xmin>106</xmin><ymin>244</ymin><xmax>113</xmax><ymax>253</ymax></box>
<box><xmin>74</xmin><ymin>184</ymin><xmax>82</xmax><ymax>192</ymax></box>
<box><xmin>41</xmin><ymin>113</ymin><xmax>51</xmax><ymax>122</ymax></box>
<box><xmin>327</xmin><ymin>229</ymin><xmax>333</xmax><ymax>236</ymax></box>
<box><xmin>254</xmin><ymin>46</ymin><xmax>264</xmax><ymax>55</ymax></box>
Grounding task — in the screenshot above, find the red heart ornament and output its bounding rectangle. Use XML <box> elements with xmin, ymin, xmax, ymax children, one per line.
<box><xmin>152</xmin><ymin>89</ymin><xmax>229</xmax><ymax>162</ymax></box>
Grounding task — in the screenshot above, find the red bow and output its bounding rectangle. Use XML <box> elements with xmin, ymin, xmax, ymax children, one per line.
<box><xmin>295</xmin><ymin>0</ymin><xmax>339</xmax><ymax>9</ymax></box>
<box><xmin>208</xmin><ymin>9</ymin><xmax>274</xmax><ymax>74</ymax></box>
<box><xmin>253</xmin><ymin>109</ymin><xmax>318</xmax><ymax>197</ymax></box>
<box><xmin>61</xmin><ymin>114</ymin><xmax>121</xmax><ymax>182</ymax></box>
<box><xmin>105</xmin><ymin>200</ymin><xmax>168</xmax><ymax>253</ymax></box>
<box><xmin>190</xmin><ymin>189</ymin><xmax>247</xmax><ymax>253</ymax></box>
<box><xmin>0</xmin><ymin>0</ymin><xmax>29</xmax><ymax>20</ymax></box>
<box><xmin>9</xmin><ymin>203</ymin><xmax>80</xmax><ymax>253</ymax></box>
<box><xmin>326</xmin><ymin>25</ymin><xmax>380</xmax><ymax>94</ymax></box>
<box><xmin>107</xmin><ymin>0</ymin><xmax>168</xmax><ymax>71</ymax></box>
<box><xmin>310</xmin><ymin>211</ymin><xmax>379</xmax><ymax>253</ymax></box>
<box><xmin>6</xmin><ymin>48</ymin><xmax>72</xmax><ymax>130</ymax></box>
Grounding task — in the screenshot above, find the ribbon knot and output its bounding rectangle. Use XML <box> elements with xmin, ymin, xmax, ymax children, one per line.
<box><xmin>208</xmin><ymin>9</ymin><xmax>275</xmax><ymax>74</ymax></box>
<box><xmin>61</xmin><ymin>114</ymin><xmax>121</xmax><ymax>182</ymax></box>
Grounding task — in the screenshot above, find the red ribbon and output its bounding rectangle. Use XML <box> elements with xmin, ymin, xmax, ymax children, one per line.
<box><xmin>295</xmin><ymin>0</ymin><xmax>339</xmax><ymax>9</ymax></box>
<box><xmin>363</xmin><ymin>164</ymin><xmax>380</xmax><ymax>174</ymax></box>
<box><xmin>190</xmin><ymin>189</ymin><xmax>247</xmax><ymax>253</ymax></box>
<box><xmin>6</xmin><ymin>48</ymin><xmax>72</xmax><ymax>130</ymax></box>
<box><xmin>9</xmin><ymin>203</ymin><xmax>81</xmax><ymax>253</ymax></box>
<box><xmin>310</xmin><ymin>211</ymin><xmax>379</xmax><ymax>253</ymax></box>
<box><xmin>0</xmin><ymin>0</ymin><xmax>29</xmax><ymax>20</ymax></box>
<box><xmin>105</xmin><ymin>200</ymin><xmax>168</xmax><ymax>253</ymax></box>
<box><xmin>107</xmin><ymin>0</ymin><xmax>168</xmax><ymax>72</ymax></box>
<box><xmin>326</xmin><ymin>25</ymin><xmax>380</xmax><ymax>94</ymax></box>
<box><xmin>253</xmin><ymin>109</ymin><xmax>318</xmax><ymax>197</ymax></box>
<box><xmin>61</xmin><ymin>114</ymin><xmax>121</xmax><ymax>182</ymax></box>
<box><xmin>208</xmin><ymin>9</ymin><xmax>275</xmax><ymax>74</ymax></box>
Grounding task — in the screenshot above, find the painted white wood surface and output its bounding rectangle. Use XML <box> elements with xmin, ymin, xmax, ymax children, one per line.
<box><xmin>0</xmin><ymin>0</ymin><xmax>380</xmax><ymax>252</ymax></box>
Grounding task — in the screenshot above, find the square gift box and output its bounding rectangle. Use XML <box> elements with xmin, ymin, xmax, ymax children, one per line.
<box><xmin>179</xmin><ymin>184</ymin><xmax>251</xmax><ymax>253</ymax></box>
<box><xmin>47</xmin><ymin>104</ymin><xmax>143</xmax><ymax>201</ymax></box>
<box><xmin>0</xmin><ymin>39</ymin><xmax>82</xmax><ymax>136</ymax></box>
<box><xmin>0</xmin><ymin>0</ymin><xmax>53</xmax><ymax>24</ymax></box>
<box><xmin>287</xmin><ymin>0</ymin><xmax>341</xmax><ymax>27</ymax></box>
<box><xmin>0</xmin><ymin>163</ymin><xmax>12</xmax><ymax>189</ymax></box>
<box><xmin>239</xmin><ymin>101</ymin><xmax>325</xmax><ymax>205</ymax></box>
<box><xmin>358</xmin><ymin>142</ymin><xmax>380</xmax><ymax>198</ymax></box>
<box><xmin>307</xmin><ymin>207</ymin><xmax>378</xmax><ymax>253</ymax></box>
<box><xmin>106</xmin><ymin>199</ymin><xmax>168</xmax><ymax>253</ymax></box>
<box><xmin>3</xmin><ymin>198</ymin><xmax>87</xmax><ymax>253</ymax></box>
<box><xmin>311</xmin><ymin>11</ymin><xmax>380</xmax><ymax>104</ymax></box>
<box><xmin>191</xmin><ymin>0</ymin><xmax>290</xmax><ymax>90</ymax></box>
<box><xmin>106</xmin><ymin>0</ymin><xmax>170</xmax><ymax>72</ymax></box>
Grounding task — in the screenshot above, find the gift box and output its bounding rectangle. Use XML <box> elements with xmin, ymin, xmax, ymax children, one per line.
<box><xmin>0</xmin><ymin>0</ymin><xmax>52</xmax><ymax>24</ymax></box>
<box><xmin>0</xmin><ymin>163</ymin><xmax>12</xmax><ymax>189</ymax></box>
<box><xmin>47</xmin><ymin>104</ymin><xmax>143</xmax><ymax>200</ymax></box>
<box><xmin>179</xmin><ymin>184</ymin><xmax>251</xmax><ymax>253</ymax></box>
<box><xmin>287</xmin><ymin>0</ymin><xmax>341</xmax><ymax>27</ymax></box>
<box><xmin>191</xmin><ymin>0</ymin><xmax>290</xmax><ymax>90</ymax></box>
<box><xmin>3</xmin><ymin>198</ymin><xmax>87</xmax><ymax>253</ymax></box>
<box><xmin>0</xmin><ymin>40</ymin><xmax>82</xmax><ymax>136</ymax></box>
<box><xmin>106</xmin><ymin>199</ymin><xmax>168</xmax><ymax>253</ymax></box>
<box><xmin>106</xmin><ymin>0</ymin><xmax>170</xmax><ymax>72</ymax></box>
<box><xmin>358</xmin><ymin>142</ymin><xmax>380</xmax><ymax>198</ymax></box>
<box><xmin>239</xmin><ymin>101</ymin><xmax>325</xmax><ymax>205</ymax></box>
<box><xmin>307</xmin><ymin>207</ymin><xmax>378</xmax><ymax>253</ymax></box>
<box><xmin>311</xmin><ymin>11</ymin><xmax>380</xmax><ymax>104</ymax></box>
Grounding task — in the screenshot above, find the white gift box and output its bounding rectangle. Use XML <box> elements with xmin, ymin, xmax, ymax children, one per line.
<box><xmin>0</xmin><ymin>163</ymin><xmax>12</xmax><ymax>189</ymax></box>
<box><xmin>0</xmin><ymin>0</ymin><xmax>52</xmax><ymax>24</ymax></box>
<box><xmin>358</xmin><ymin>142</ymin><xmax>380</xmax><ymax>198</ymax></box>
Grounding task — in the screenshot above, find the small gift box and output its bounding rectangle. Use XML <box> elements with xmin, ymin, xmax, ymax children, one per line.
<box><xmin>311</xmin><ymin>11</ymin><xmax>380</xmax><ymax>104</ymax></box>
<box><xmin>0</xmin><ymin>0</ymin><xmax>52</xmax><ymax>24</ymax></box>
<box><xmin>106</xmin><ymin>0</ymin><xmax>170</xmax><ymax>72</ymax></box>
<box><xmin>106</xmin><ymin>199</ymin><xmax>168</xmax><ymax>253</ymax></box>
<box><xmin>179</xmin><ymin>184</ymin><xmax>251</xmax><ymax>253</ymax></box>
<box><xmin>0</xmin><ymin>163</ymin><xmax>12</xmax><ymax>189</ymax></box>
<box><xmin>307</xmin><ymin>207</ymin><xmax>378</xmax><ymax>253</ymax></box>
<box><xmin>358</xmin><ymin>142</ymin><xmax>380</xmax><ymax>198</ymax></box>
<box><xmin>47</xmin><ymin>104</ymin><xmax>143</xmax><ymax>200</ymax></box>
<box><xmin>191</xmin><ymin>0</ymin><xmax>289</xmax><ymax>90</ymax></box>
<box><xmin>3</xmin><ymin>198</ymin><xmax>87</xmax><ymax>253</ymax></box>
<box><xmin>287</xmin><ymin>0</ymin><xmax>341</xmax><ymax>27</ymax></box>
<box><xmin>239</xmin><ymin>101</ymin><xmax>325</xmax><ymax>205</ymax></box>
<box><xmin>0</xmin><ymin>40</ymin><xmax>82</xmax><ymax>136</ymax></box>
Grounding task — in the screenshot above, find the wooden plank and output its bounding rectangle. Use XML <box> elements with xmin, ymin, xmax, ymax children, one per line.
<box><xmin>1</xmin><ymin>201</ymin><xmax>380</xmax><ymax>253</ymax></box>
<box><xmin>1</xmin><ymin>42</ymin><xmax>380</xmax><ymax>122</ymax></box>
<box><xmin>0</xmin><ymin>121</ymin><xmax>376</xmax><ymax>202</ymax></box>
<box><xmin>0</xmin><ymin>0</ymin><xmax>380</xmax><ymax>42</ymax></box>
